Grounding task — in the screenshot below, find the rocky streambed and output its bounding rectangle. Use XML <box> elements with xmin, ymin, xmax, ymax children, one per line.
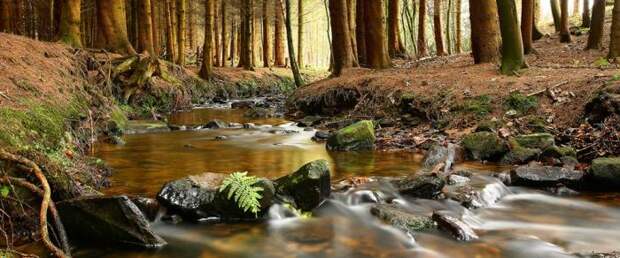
<box><xmin>40</xmin><ymin>104</ymin><xmax>620</xmax><ymax>258</ymax></box>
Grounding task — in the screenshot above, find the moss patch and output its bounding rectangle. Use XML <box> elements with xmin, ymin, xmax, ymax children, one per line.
<box><xmin>462</xmin><ymin>132</ymin><xmax>508</xmax><ymax>161</ymax></box>
<box><xmin>504</xmin><ymin>92</ymin><xmax>538</xmax><ymax>115</ymax></box>
<box><xmin>459</xmin><ymin>95</ymin><xmax>493</xmax><ymax>118</ymax></box>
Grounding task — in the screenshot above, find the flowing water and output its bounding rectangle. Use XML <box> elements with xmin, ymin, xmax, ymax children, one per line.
<box><xmin>74</xmin><ymin>105</ymin><xmax>620</xmax><ymax>258</ymax></box>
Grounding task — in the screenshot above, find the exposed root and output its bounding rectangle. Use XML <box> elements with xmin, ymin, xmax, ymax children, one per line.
<box><xmin>109</xmin><ymin>55</ymin><xmax>181</xmax><ymax>102</ymax></box>
<box><xmin>0</xmin><ymin>176</ymin><xmax>70</xmax><ymax>256</ymax></box>
<box><xmin>0</xmin><ymin>149</ymin><xmax>69</xmax><ymax>258</ymax></box>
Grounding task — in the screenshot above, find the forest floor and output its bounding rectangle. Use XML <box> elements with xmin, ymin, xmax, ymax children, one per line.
<box><xmin>290</xmin><ymin>22</ymin><xmax>620</xmax><ymax>155</ymax></box>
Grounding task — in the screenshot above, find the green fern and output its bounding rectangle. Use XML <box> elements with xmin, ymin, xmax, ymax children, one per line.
<box><xmin>219</xmin><ymin>172</ymin><xmax>264</xmax><ymax>215</ymax></box>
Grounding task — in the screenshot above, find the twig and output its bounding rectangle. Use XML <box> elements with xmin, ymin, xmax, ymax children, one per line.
<box><xmin>0</xmin><ymin>149</ymin><xmax>69</xmax><ymax>258</ymax></box>
<box><xmin>0</xmin><ymin>91</ymin><xmax>9</xmax><ymax>100</ymax></box>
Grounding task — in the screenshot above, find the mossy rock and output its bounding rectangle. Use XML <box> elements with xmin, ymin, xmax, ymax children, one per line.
<box><xmin>504</xmin><ymin>92</ymin><xmax>538</xmax><ymax>116</ymax></box>
<box><xmin>590</xmin><ymin>157</ymin><xmax>620</xmax><ymax>187</ymax></box>
<box><xmin>526</xmin><ymin>116</ymin><xmax>548</xmax><ymax>133</ymax></box>
<box><xmin>501</xmin><ymin>139</ymin><xmax>541</xmax><ymax>164</ymax></box>
<box><xmin>514</xmin><ymin>133</ymin><xmax>555</xmax><ymax>150</ymax></box>
<box><xmin>370</xmin><ymin>204</ymin><xmax>436</xmax><ymax>234</ymax></box>
<box><xmin>326</xmin><ymin>120</ymin><xmax>376</xmax><ymax>151</ymax></box>
<box><xmin>462</xmin><ymin>132</ymin><xmax>508</xmax><ymax>161</ymax></box>
<box><xmin>275</xmin><ymin>160</ymin><xmax>331</xmax><ymax>211</ymax></box>
<box><xmin>460</xmin><ymin>95</ymin><xmax>493</xmax><ymax>118</ymax></box>
<box><xmin>541</xmin><ymin>145</ymin><xmax>577</xmax><ymax>159</ymax></box>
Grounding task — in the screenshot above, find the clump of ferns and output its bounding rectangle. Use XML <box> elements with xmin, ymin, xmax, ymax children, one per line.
<box><xmin>219</xmin><ymin>172</ymin><xmax>264</xmax><ymax>216</ymax></box>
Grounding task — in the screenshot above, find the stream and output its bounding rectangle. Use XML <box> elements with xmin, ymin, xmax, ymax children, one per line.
<box><xmin>76</xmin><ymin>105</ymin><xmax>620</xmax><ymax>258</ymax></box>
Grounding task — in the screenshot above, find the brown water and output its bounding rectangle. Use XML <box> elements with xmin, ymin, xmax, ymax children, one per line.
<box><xmin>81</xmin><ymin>107</ymin><xmax>620</xmax><ymax>258</ymax></box>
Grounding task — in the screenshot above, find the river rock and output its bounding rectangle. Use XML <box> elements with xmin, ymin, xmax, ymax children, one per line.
<box><xmin>157</xmin><ymin>172</ymin><xmax>276</xmax><ymax>220</ymax></box>
<box><xmin>128</xmin><ymin>196</ymin><xmax>161</xmax><ymax>221</ymax></box>
<box><xmin>57</xmin><ymin>195</ymin><xmax>166</xmax><ymax>248</ymax></box>
<box><xmin>156</xmin><ymin>172</ymin><xmax>227</xmax><ymax>219</ymax></box>
<box><xmin>244</xmin><ymin>107</ymin><xmax>276</xmax><ymax>118</ymax></box>
<box><xmin>394</xmin><ymin>174</ymin><xmax>446</xmax><ymax>199</ymax></box>
<box><xmin>589</xmin><ymin>157</ymin><xmax>620</xmax><ymax>187</ymax></box>
<box><xmin>326</xmin><ymin>120</ymin><xmax>376</xmax><ymax>151</ymax></box>
<box><xmin>444</xmin><ymin>176</ymin><xmax>510</xmax><ymax>209</ymax></box>
<box><xmin>514</xmin><ymin>133</ymin><xmax>555</xmax><ymax>149</ymax></box>
<box><xmin>275</xmin><ymin>160</ymin><xmax>331</xmax><ymax>211</ymax></box>
<box><xmin>423</xmin><ymin>143</ymin><xmax>457</xmax><ymax>173</ymax></box>
<box><xmin>501</xmin><ymin>139</ymin><xmax>542</xmax><ymax>164</ymax></box>
<box><xmin>448</xmin><ymin>175</ymin><xmax>471</xmax><ymax>185</ymax></box>
<box><xmin>370</xmin><ymin>203</ymin><xmax>435</xmax><ymax>234</ymax></box>
<box><xmin>205</xmin><ymin>119</ymin><xmax>228</xmax><ymax>129</ymax></box>
<box><xmin>297</xmin><ymin>116</ymin><xmax>323</xmax><ymax>127</ymax></box>
<box><xmin>432</xmin><ymin>210</ymin><xmax>479</xmax><ymax>242</ymax></box>
<box><xmin>510</xmin><ymin>164</ymin><xmax>584</xmax><ymax>187</ymax></box>
<box><xmin>312</xmin><ymin>131</ymin><xmax>331</xmax><ymax>142</ymax></box>
<box><xmin>462</xmin><ymin>132</ymin><xmax>508</xmax><ymax>161</ymax></box>
<box><xmin>231</xmin><ymin>100</ymin><xmax>256</xmax><ymax>109</ymax></box>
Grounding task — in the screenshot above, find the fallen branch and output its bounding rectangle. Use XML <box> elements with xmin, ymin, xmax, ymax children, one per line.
<box><xmin>527</xmin><ymin>81</ymin><xmax>569</xmax><ymax>97</ymax></box>
<box><xmin>0</xmin><ymin>176</ymin><xmax>71</xmax><ymax>256</ymax></box>
<box><xmin>0</xmin><ymin>149</ymin><xmax>69</xmax><ymax>258</ymax></box>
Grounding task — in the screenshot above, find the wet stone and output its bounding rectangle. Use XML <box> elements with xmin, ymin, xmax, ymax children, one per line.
<box><xmin>394</xmin><ymin>174</ymin><xmax>446</xmax><ymax>199</ymax></box>
<box><xmin>275</xmin><ymin>160</ymin><xmax>331</xmax><ymax>211</ymax></box>
<box><xmin>510</xmin><ymin>164</ymin><xmax>584</xmax><ymax>187</ymax></box>
<box><xmin>432</xmin><ymin>210</ymin><xmax>479</xmax><ymax>242</ymax></box>
<box><xmin>205</xmin><ymin>119</ymin><xmax>228</xmax><ymax>129</ymax></box>
<box><xmin>370</xmin><ymin>203</ymin><xmax>436</xmax><ymax>234</ymax></box>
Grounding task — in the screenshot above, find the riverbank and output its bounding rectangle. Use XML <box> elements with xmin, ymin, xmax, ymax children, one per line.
<box><xmin>0</xmin><ymin>32</ymin><xmax>299</xmax><ymax>249</ymax></box>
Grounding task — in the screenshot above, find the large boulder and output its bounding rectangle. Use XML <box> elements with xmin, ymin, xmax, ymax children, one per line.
<box><xmin>326</xmin><ymin>120</ymin><xmax>376</xmax><ymax>151</ymax></box>
<box><xmin>157</xmin><ymin>172</ymin><xmax>276</xmax><ymax>220</ymax></box>
<box><xmin>589</xmin><ymin>157</ymin><xmax>620</xmax><ymax>187</ymax></box>
<box><xmin>394</xmin><ymin>174</ymin><xmax>446</xmax><ymax>199</ymax></box>
<box><xmin>511</xmin><ymin>164</ymin><xmax>584</xmax><ymax>187</ymax></box>
<box><xmin>370</xmin><ymin>203</ymin><xmax>435</xmax><ymax>234</ymax></box>
<box><xmin>462</xmin><ymin>132</ymin><xmax>508</xmax><ymax>161</ymax></box>
<box><xmin>57</xmin><ymin>196</ymin><xmax>166</xmax><ymax>248</ymax></box>
<box><xmin>275</xmin><ymin>160</ymin><xmax>331</xmax><ymax>211</ymax></box>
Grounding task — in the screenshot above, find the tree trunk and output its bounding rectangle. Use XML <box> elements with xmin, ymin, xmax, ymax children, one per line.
<box><xmin>230</xmin><ymin>19</ymin><xmax>236</xmax><ymax>66</ymax></box>
<box><xmin>433</xmin><ymin>0</ymin><xmax>446</xmax><ymax>55</ymax></box>
<box><xmin>582</xmin><ymin>0</ymin><xmax>591</xmax><ymax>27</ymax></box>
<box><xmin>356</xmin><ymin>0</ymin><xmax>367</xmax><ymax>64</ymax></box>
<box><xmin>59</xmin><ymin>0</ymin><xmax>82</xmax><ymax>48</ymax></box>
<box><xmin>560</xmin><ymin>0</ymin><xmax>571</xmax><ymax>42</ymax></box>
<box><xmin>200</xmin><ymin>0</ymin><xmax>214</xmax><ymax>79</ymax></box>
<box><xmin>609</xmin><ymin>0</ymin><xmax>620</xmax><ymax>59</ymax></box>
<box><xmin>97</xmin><ymin>0</ymin><xmax>137</xmax><ymax>55</ymax></box>
<box><xmin>188</xmin><ymin>1</ymin><xmax>195</xmax><ymax>50</ymax></box>
<box><xmin>0</xmin><ymin>0</ymin><xmax>11</xmax><ymax>33</ymax></box>
<box><xmin>221</xmin><ymin>2</ymin><xmax>227</xmax><ymax>66</ymax></box>
<box><xmin>285</xmin><ymin>0</ymin><xmax>303</xmax><ymax>86</ymax></box>
<box><xmin>298</xmin><ymin>0</ymin><xmax>304</xmax><ymax>67</ymax></box>
<box><xmin>388</xmin><ymin>0</ymin><xmax>406</xmax><ymax>57</ymax></box>
<box><xmin>241</xmin><ymin>0</ymin><xmax>254</xmax><ymax>70</ymax></box>
<box><xmin>347</xmin><ymin>0</ymin><xmax>359</xmax><ymax>66</ymax></box>
<box><xmin>214</xmin><ymin>0</ymin><xmax>220</xmax><ymax>66</ymax></box>
<box><xmin>533</xmin><ymin>0</ymin><xmax>543</xmax><ymax>40</ymax></box>
<box><xmin>551</xmin><ymin>0</ymin><xmax>561</xmax><ymax>32</ymax></box>
<box><xmin>418</xmin><ymin>0</ymin><xmax>428</xmax><ymax>57</ymax></box>
<box><xmin>176</xmin><ymin>0</ymin><xmax>186</xmax><ymax>65</ymax></box>
<box><xmin>165</xmin><ymin>0</ymin><xmax>176</xmax><ymax>61</ymax></box>
<box><xmin>152</xmin><ymin>0</ymin><xmax>161</xmax><ymax>55</ymax></box>
<box><xmin>274</xmin><ymin>0</ymin><xmax>286</xmax><ymax>66</ymax></box>
<box><xmin>263</xmin><ymin>0</ymin><xmax>271</xmax><ymax>67</ymax></box>
<box><xmin>364</xmin><ymin>0</ymin><xmax>391</xmax><ymax>68</ymax></box>
<box><xmin>586</xmin><ymin>0</ymin><xmax>605</xmax><ymax>49</ymax></box>
<box><xmin>521</xmin><ymin>0</ymin><xmax>534</xmax><ymax>54</ymax></box>
<box><xmin>496</xmin><ymin>0</ymin><xmax>525</xmax><ymax>75</ymax></box>
<box><xmin>469</xmin><ymin>0</ymin><xmax>500</xmax><ymax>63</ymax></box>
<box><xmin>455</xmin><ymin>0</ymin><xmax>461</xmax><ymax>53</ymax></box>
<box><xmin>329</xmin><ymin>0</ymin><xmax>355</xmax><ymax>76</ymax></box>
<box><xmin>138</xmin><ymin>0</ymin><xmax>155</xmax><ymax>55</ymax></box>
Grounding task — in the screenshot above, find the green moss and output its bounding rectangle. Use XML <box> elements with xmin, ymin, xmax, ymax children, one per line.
<box><xmin>502</xmin><ymin>139</ymin><xmax>541</xmax><ymax>164</ymax></box>
<box><xmin>476</xmin><ymin>120</ymin><xmax>501</xmax><ymax>132</ymax></box>
<box><xmin>110</xmin><ymin>106</ymin><xmax>129</xmax><ymax>131</ymax></box>
<box><xmin>462</xmin><ymin>132</ymin><xmax>508</xmax><ymax>161</ymax></box>
<box><xmin>542</xmin><ymin>145</ymin><xmax>577</xmax><ymax>158</ymax></box>
<box><xmin>590</xmin><ymin>157</ymin><xmax>620</xmax><ymax>185</ymax></box>
<box><xmin>504</xmin><ymin>92</ymin><xmax>538</xmax><ymax>115</ymax></box>
<box><xmin>326</xmin><ymin>120</ymin><xmax>376</xmax><ymax>151</ymax></box>
<box><xmin>459</xmin><ymin>95</ymin><xmax>493</xmax><ymax>117</ymax></box>
<box><xmin>526</xmin><ymin>116</ymin><xmax>548</xmax><ymax>133</ymax></box>
<box><xmin>514</xmin><ymin>133</ymin><xmax>555</xmax><ymax>149</ymax></box>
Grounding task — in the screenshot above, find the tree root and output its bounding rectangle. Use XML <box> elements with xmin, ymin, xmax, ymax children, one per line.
<box><xmin>110</xmin><ymin>55</ymin><xmax>181</xmax><ymax>102</ymax></box>
<box><xmin>0</xmin><ymin>176</ymin><xmax>71</xmax><ymax>257</ymax></box>
<box><xmin>0</xmin><ymin>149</ymin><xmax>69</xmax><ymax>258</ymax></box>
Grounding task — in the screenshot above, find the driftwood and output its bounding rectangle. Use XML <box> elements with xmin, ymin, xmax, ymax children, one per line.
<box><xmin>0</xmin><ymin>149</ymin><xmax>69</xmax><ymax>258</ymax></box>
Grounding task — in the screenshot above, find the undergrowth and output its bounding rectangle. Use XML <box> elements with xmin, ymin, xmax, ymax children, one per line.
<box><xmin>219</xmin><ymin>172</ymin><xmax>264</xmax><ymax>216</ymax></box>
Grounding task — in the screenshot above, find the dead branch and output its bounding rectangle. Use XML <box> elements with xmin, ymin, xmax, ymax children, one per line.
<box><xmin>527</xmin><ymin>81</ymin><xmax>569</xmax><ymax>97</ymax></box>
<box><xmin>0</xmin><ymin>149</ymin><xmax>69</xmax><ymax>258</ymax></box>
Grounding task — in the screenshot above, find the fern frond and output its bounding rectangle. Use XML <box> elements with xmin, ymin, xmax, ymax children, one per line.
<box><xmin>219</xmin><ymin>172</ymin><xmax>264</xmax><ymax>216</ymax></box>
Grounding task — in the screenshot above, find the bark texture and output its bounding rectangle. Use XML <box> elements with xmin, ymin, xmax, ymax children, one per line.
<box><xmin>329</xmin><ymin>0</ymin><xmax>355</xmax><ymax>76</ymax></box>
<box><xmin>586</xmin><ymin>0</ymin><xmax>605</xmax><ymax>49</ymax></box>
<box><xmin>388</xmin><ymin>0</ymin><xmax>406</xmax><ymax>57</ymax></box>
<box><xmin>59</xmin><ymin>0</ymin><xmax>82</xmax><ymax>48</ymax></box>
<box><xmin>560</xmin><ymin>0</ymin><xmax>571</xmax><ymax>42</ymax></box>
<box><xmin>469</xmin><ymin>0</ymin><xmax>500</xmax><ymax>63</ymax></box>
<box><xmin>496</xmin><ymin>0</ymin><xmax>525</xmax><ymax>75</ymax></box>
<box><xmin>200</xmin><ymin>0</ymin><xmax>214</xmax><ymax>79</ymax></box>
<box><xmin>521</xmin><ymin>0</ymin><xmax>534</xmax><ymax>54</ymax></box>
<box><xmin>433</xmin><ymin>0</ymin><xmax>446</xmax><ymax>56</ymax></box>
<box><xmin>609</xmin><ymin>0</ymin><xmax>620</xmax><ymax>59</ymax></box>
<box><xmin>97</xmin><ymin>0</ymin><xmax>137</xmax><ymax>55</ymax></box>
<box><xmin>363</xmin><ymin>0</ymin><xmax>391</xmax><ymax>68</ymax></box>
